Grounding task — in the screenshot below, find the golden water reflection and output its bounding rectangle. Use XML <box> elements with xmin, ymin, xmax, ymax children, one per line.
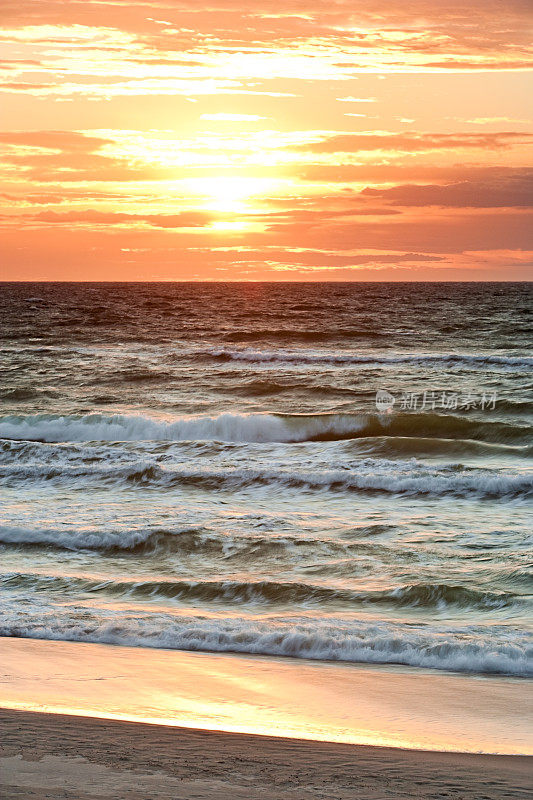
<box><xmin>1</xmin><ymin>638</ymin><xmax>531</xmax><ymax>755</ymax></box>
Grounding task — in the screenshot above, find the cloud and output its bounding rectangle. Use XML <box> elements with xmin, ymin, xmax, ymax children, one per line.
<box><xmin>0</xmin><ymin>0</ymin><xmax>532</xmax><ymax>104</ymax></box>
<box><xmin>264</xmin><ymin>211</ymin><xmax>533</xmax><ymax>254</ymax></box>
<box><xmin>8</xmin><ymin>210</ymin><xmax>213</xmax><ymax>228</ymax></box>
<box><xmin>466</xmin><ymin>117</ymin><xmax>532</xmax><ymax>125</ymax></box>
<box><xmin>289</xmin><ymin>131</ymin><xmax>533</xmax><ymax>153</ymax></box>
<box><xmin>0</xmin><ymin>129</ymin><xmax>179</xmax><ymax>182</ymax></box>
<box><xmin>336</xmin><ymin>97</ymin><xmax>377</xmax><ymax>102</ymax></box>
<box><xmin>361</xmin><ymin>172</ymin><xmax>533</xmax><ymax>207</ymax></box>
<box><xmin>3</xmin><ymin>218</ymin><xmax>531</xmax><ymax>281</ymax></box>
<box><xmin>0</xmin><ymin>130</ymin><xmax>110</xmax><ymax>151</ymax></box>
<box><xmin>296</xmin><ymin>165</ymin><xmax>533</xmax><ymax>183</ymax></box>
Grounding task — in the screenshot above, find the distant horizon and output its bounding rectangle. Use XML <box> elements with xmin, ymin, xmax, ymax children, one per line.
<box><xmin>2</xmin><ymin>279</ymin><xmax>532</xmax><ymax>285</ymax></box>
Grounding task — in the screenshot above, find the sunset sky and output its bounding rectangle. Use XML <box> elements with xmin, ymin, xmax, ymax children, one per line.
<box><xmin>1</xmin><ymin>0</ymin><xmax>532</xmax><ymax>281</ymax></box>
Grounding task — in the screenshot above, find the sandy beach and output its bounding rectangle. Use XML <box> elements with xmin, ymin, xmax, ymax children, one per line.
<box><xmin>2</xmin><ymin>708</ymin><xmax>531</xmax><ymax>800</ymax></box>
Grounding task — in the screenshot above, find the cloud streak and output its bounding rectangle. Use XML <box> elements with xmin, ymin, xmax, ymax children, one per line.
<box><xmin>362</xmin><ymin>172</ymin><xmax>533</xmax><ymax>208</ymax></box>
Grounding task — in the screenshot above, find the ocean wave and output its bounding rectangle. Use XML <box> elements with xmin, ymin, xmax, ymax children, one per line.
<box><xmin>221</xmin><ymin>329</ymin><xmax>387</xmax><ymax>343</ymax></box>
<box><xmin>0</xmin><ymin>525</ymin><xmax>420</xmax><ymax>568</ymax></box>
<box><xmin>1</xmin><ymin>458</ymin><xmax>530</xmax><ymax>498</ymax></box>
<box><xmin>115</xmin><ymin>369</ymin><xmax>169</xmax><ymax>383</ymax></box>
<box><xmin>0</xmin><ymin>387</ymin><xmax>60</xmax><ymax>401</ymax></box>
<box><xmin>1</xmin><ymin>607</ymin><xmax>531</xmax><ymax>676</ymax></box>
<box><xmin>0</xmin><ymin>524</ymin><xmax>331</xmax><ymax>559</ymax></box>
<box><xmin>199</xmin><ymin>347</ymin><xmax>533</xmax><ymax>368</ymax></box>
<box><xmin>350</xmin><ymin>435</ymin><xmax>533</xmax><ymax>459</ymax></box>
<box><xmin>0</xmin><ymin>410</ymin><xmax>529</xmax><ymax>445</ymax></box>
<box><xmin>0</xmin><ymin>525</ymin><xmax>341</xmax><ymax>560</ymax></box>
<box><xmin>0</xmin><ymin>411</ymin><xmax>361</xmax><ymax>443</ymax></box>
<box><xmin>223</xmin><ymin>378</ymin><xmax>347</xmax><ymax>397</ymax></box>
<box><xmin>0</xmin><ymin>525</ymin><xmax>204</xmax><ymax>555</ymax></box>
<box><xmin>2</xmin><ymin>572</ymin><xmax>523</xmax><ymax>611</ymax></box>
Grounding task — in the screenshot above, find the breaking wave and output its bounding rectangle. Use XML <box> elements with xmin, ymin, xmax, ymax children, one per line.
<box><xmin>0</xmin><ymin>525</ymin><xmax>204</xmax><ymax>555</ymax></box>
<box><xmin>1</xmin><ymin>458</ymin><xmax>530</xmax><ymax>499</ymax></box>
<box><xmin>1</xmin><ymin>606</ymin><xmax>531</xmax><ymax>676</ymax></box>
<box><xmin>0</xmin><ymin>410</ymin><xmax>529</xmax><ymax>444</ymax></box>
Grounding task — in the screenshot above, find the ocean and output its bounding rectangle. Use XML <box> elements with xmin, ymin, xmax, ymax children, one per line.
<box><xmin>1</xmin><ymin>282</ymin><xmax>532</xmax><ymax>677</ymax></box>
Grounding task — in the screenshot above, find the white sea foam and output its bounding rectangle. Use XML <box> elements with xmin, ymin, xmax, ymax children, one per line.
<box><xmin>1</xmin><ymin>604</ymin><xmax>530</xmax><ymax>676</ymax></box>
<box><xmin>0</xmin><ymin>525</ymin><xmax>196</xmax><ymax>552</ymax></box>
<box><xmin>1</xmin><ymin>457</ymin><xmax>530</xmax><ymax>498</ymax></box>
<box><xmin>0</xmin><ymin>411</ymin><xmax>363</xmax><ymax>443</ymax></box>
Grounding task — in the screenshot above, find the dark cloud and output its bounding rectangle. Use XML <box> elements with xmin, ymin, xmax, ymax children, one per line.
<box><xmin>296</xmin><ymin>165</ymin><xmax>533</xmax><ymax>183</ymax></box>
<box><xmin>255</xmin><ymin>210</ymin><xmax>533</xmax><ymax>253</ymax></box>
<box><xmin>361</xmin><ymin>172</ymin><xmax>533</xmax><ymax>208</ymax></box>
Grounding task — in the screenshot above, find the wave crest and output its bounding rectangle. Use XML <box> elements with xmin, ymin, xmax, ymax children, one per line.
<box><xmin>0</xmin><ymin>410</ymin><xmax>528</xmax><ymax>445</ymax></box>
<box><xmin>199</xmin><ymin>347</ymin><xmax>533</xmax><ymax>368</ymax></box>
<box><xmin>2</xmin><ymin>572</ymin><xmax>522</xmax><ymax>611</ymax></box>
<box><xmin>1</xmin><ymin>606</ymin><xmax>530</xmax><ymax>676</ymax></box>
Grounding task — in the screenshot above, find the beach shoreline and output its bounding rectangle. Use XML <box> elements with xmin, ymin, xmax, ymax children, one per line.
<box><xmin>2</xmin><ymin>708</ymin><xmax>531</xmax><ymax>800</ymax></box>
<box><xmin>0</xmin><ymin>637</ymin><xmax>531</xmax><ymax>756</ymax></box>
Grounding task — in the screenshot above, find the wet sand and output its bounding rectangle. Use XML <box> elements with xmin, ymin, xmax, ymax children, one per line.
<box><xmin>1</xmin><ymin>708</ymin><xmax>531</xmax><ymax>800</ymax></box>
<box><xmin>1</xmin><ymin>638</ymin><xmax>531</xmax><ymax>754</ymax></box>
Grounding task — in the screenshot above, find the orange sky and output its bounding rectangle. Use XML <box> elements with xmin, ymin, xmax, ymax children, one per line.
<box><xmin>1</xmin><ymin>0</ymin><xmax>532</xmax><ymax>280</ymax></box>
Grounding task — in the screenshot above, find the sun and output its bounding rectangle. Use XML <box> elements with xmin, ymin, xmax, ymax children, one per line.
<box><xmin>183</xmin><ymin>176</ymin><xmax>279</xmax><ymax>214</ymax></box>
